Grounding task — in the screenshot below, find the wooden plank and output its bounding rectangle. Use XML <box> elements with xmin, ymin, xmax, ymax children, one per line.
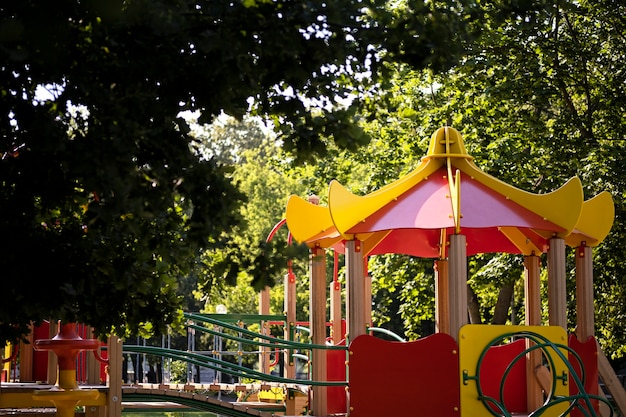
<box><xmin>46</xmin><ymin>322</ymin><xmax>57</xmax><ymax>385</ymax></box>
<box><xmin>235</xmin><ymin>401</ymin><xmax>286</xmax><ymax>409</ymax></box>
<box><xmin>598</xmin><ymin>388</ymin><xmax>613</xmax><ymax>417</ymax></box>
<box><xmin>135</xmin><ymin>387</ymin><xmax>151</xmax><ymax>395</ymax></box>
<box><xmin>575</xmin><ymin>245</ymin><xmax>595</xmax><ymax>340</ymax></box>
<box><xmin>330</xmin><ymin>280</ymin><xmax>342</xmax><ymax>344</ymax></box>
<box><xmin>106</xmin><ymin>336</ymin><xmax>122</xmax><ymax>417</ymax></box>
<box><xmin>177</xmin><ymin>391</ymin><xmax>194</xmax><ymax>400</ymax></box>
<box><xmin>435</xmin><ymin>259</ymin><xmax>450</xmax><ymax>334</ymax></box>
<box><xmin>84</xmin><ymin>326</ymin><xmax>105</xmax><ymax>417</ymax></box>
<box><xmin>310</xmin><ymin>246</ymin><xmax>327</xmax><ymax>417</ymax></box>
<box><xmin>346</xmin><ymin>239</ymin><xmax>366</xmax><ymax>341</ymax></box>
<box><xmin>284</xmin><ymin>270</ymin><xmax>296</xmax><ymax>380</ymax></box>
<box><xmin>524</xmin><ymin>255</ymin><xmax>543</xmax><ymax>411</ymax></box>
<box><xmin>122</xmin><ymin>401</ymin><xmax>189</xmax><ymax>409</ymax></box>
<box><xmin>547</xmin><ymin>238</ymin><xmax>567</xmax><ymax>328</ymax></box>
<box><xmin>258</xmin><ymin>287</ymin><xmax>271</xmax><ymax>375</ymax></box>
<box><xmin>205</xmin><ymin>396</ymin><xmax>223</xmax><ymax>405</ymax></box>
<box><xmin>163</xmin><ymin>389</ymin><xmax>181</xmax><ymax>398</ymax></box>
<box><xmin>448</xmin><ymin>234</ymin><xmax>467</xmax><ymax>342</ymax></box>
<box><xmin>363</xmin><ymin>259</ymin><xmax>372</xmax><ymax>329</ymax></box>
<box><xmin>524</xmin><ymin>255</ymin><xmax>542</xmax><ymax>326</ymax></box>
<box><xmin>597</xmin><ymin>346</ymin><xmax>626</xmax><ymax>416</ymax></box>
<box><xmin>18</xmin><ymin>326</ymin><xmax>34</xmax><ymax>382</ymax></box>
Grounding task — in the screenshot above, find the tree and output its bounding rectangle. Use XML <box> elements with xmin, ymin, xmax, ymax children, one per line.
<box><xmin>0</xmin><ymin>0</ymin><xmax>548</xmax><ymax>346</ymax></box>
<box><xmin>432</xmin><ymin>0</ymin><xmax>626</xmax><ymax>359</ymax></box>
<box><xmin>0</xmin><ymin>0</ymin><xmax>464</xmax><ymax>344</ymax></box>
<box><xmin>191</xmin><ymin>115</ymin><xmax>311</xmax><ymax>312</ymax></box>
<box><xmin>349</xmin><ymin>0</ymin><xmax>626</xmax><ymax>358</ymax></box>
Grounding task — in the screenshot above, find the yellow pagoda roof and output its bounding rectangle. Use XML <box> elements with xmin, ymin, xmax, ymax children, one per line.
<box><xmin>285</xmin><ymin>127</ymin><xmax>614</xmax><ymax>257</ymax></box>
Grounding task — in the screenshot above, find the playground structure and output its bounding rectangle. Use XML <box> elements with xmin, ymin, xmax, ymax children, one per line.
<box><xmin>281</xmin><ymin>126</ymin><xmax>622</xmax><ymax>416</ymax></box>
<box><xmin>1</xmin><ymin>314</ymin><xmax>345</xmax><ymax>417</ymax></box>
<box><xmin>1</xmin><ymin>126</ymin><xmax>625</xmax><ymax>417</ymax></box>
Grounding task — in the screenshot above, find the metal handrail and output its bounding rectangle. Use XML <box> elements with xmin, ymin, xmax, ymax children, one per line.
<box><xmin>367</xmin><ymin>326</ymin><xmax>406</xmax><ymax>342</ymax></box>
<box><xmin>122</xmin><ymin>344</ymin><xmax>344</xmax><ymax>387</ymax></box>
<box><xmin>122</xmin><ymin>312</ymin><xmax>348</xmax><ymax>388</ymax></box>
<box><xmin>184</xmin><ymin>312</ymin><xmax>344</xmax><ymax>351</ymax></box>
<box><xmin>463</xmin><ymin>331</ymin><xmax>613</xmax><ymax>417</ymax></box>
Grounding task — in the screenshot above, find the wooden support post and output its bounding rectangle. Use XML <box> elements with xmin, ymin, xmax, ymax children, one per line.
<box><xmin>47</xmin><ymin>320</ymin><xmax>58</xmax><ymax>385</ymax></box>
<box><xmin>575</xmin><ymin>244</ymin><xmax>595</xmax><ymax>341</ymax></box>
<box><xmin>346</xmin><ymin>239</ymin><xmax>366</xmax><ymax>342</ymax></box>
<box><xmin>310</xmin><ymin>246</ymin><xmax>327</xmax><ymax>417</ymax></box>
<box><xmin>85</xmin><ymin>326</ymin><xmax>105</xmax><ymax>417</ymax></box>
<box><xmin>259</xmin><ymin>287</ymin><xmax>271</xmax><ymax>375</ymax></box>
<box><xmin>364</xmin><ymin>260</ymin><xmax>372</xmax><ymax>330</ymax></box>
<box><xmin>259</xmin><ymin>286</ymin><xmax>270</xmax><ymax>314</ymax></box>
<box><xmin>524</xmin><ymin>255</ymin><xmax>542</xmax><ymax>326</ymax></box>
<box><xmin>18</xmin><ymin>325</ymin><xmax>34</xmax><ymax>382</ymax></box>
<box><xmin>448</xmin><ymin>234</ymin><xmax>467</xmax><ymax>342</ymax></box>
<box><xmin>284</xmin><ymin>272</ymin><xmax>297</xmax><ymax>381</ymax></box>
<box><xmin>2</xmin><ymin>343</ymin><xmax>9</xmax><ymax>382</ymax></box>
<box><xmin>106</xmin><ymin>336</ymin><xmax>122</xmax><ymax>417</ymax></box>
<box><xmin>285</xmin><ymin>389</ymin><xmax>298</xmax><ymax>416</ymax></box>
<box><xmin>598</xmin><ymin>346</ymin><xmax>626</xmax><ymax>417</ymax></box>
<box><xmin>330</xmin><ymin>280</ymin><xmax>342</xmax><ymax>344</ymax></box>
<box><xmin>547</xmin><ymin>237</ymin><xmax>567</xmax><ymax>328</ymax></box>
<box><xmin>435</xmin><ymin>259</ymin><xmax>450</xmax><ymax>334</ymax></box>
<box><xmin>86</xmin><ymin>327</ymin><xmax>101</xmax><ymax>385</ymax></box>
<box><xmin>524</xmin><ymin>255</ymin><xmax>543</xmax><ymax>411</ymax></box>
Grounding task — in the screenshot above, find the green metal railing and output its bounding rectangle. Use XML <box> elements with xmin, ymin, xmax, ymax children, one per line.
<box><xmin>123</xmin><ymin>312</ymin><xmax>348</xmax><ymax>387</ymax></box>
<box><xmin>367</xmin><ymin>326</ymin><xmax>406</xmax><ymax>342</ymax></box>
<box><xmin>462</xmin><ymin>331</ymin><xmax>614</xmax><ymax>417</ymax></box>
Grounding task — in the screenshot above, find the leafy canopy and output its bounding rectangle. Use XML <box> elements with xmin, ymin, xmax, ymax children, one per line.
<box><xmin>3</xmin><ymin>0</ymin><xmax>532</xmax><ymax>345</ymax></box>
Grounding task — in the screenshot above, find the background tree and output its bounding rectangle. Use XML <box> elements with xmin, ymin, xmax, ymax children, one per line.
<box><xmin>164</xmin><ymin>0</ymin><xmax>626</xmax><ymax>360</ymax></box>
<box><xmin>431</xmin><ymin>0</ymin><xmax>626</xmax><ymax>360</ymax></box>
<box><xmin>189</xmin><ymin>115</ymin><xmax>311</xmax><ymax>318</ymax></box>
<box><xmin>2</xmin><ymin>0</ymin><xmax>513</xmax><ymax>345</ymax></box>
<box><xmin>342</xmin><ymin>0</ymin><xmax>626</xmax><ymax>359</ymax></box>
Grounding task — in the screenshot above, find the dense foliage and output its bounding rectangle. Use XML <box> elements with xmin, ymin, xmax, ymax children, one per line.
<box><xmin>10</xmin><ymin>0</ymin><xmax>621</xmax><ymax>365</ymax></box>
<box><xmin>161</xmin><ymin>0</ymin><xmax>626</xmax><ymax>366</ymax></box>
<box><xmin>217</xmin><ymin>1</ymin><xmax>626</xmax><ymax>360</ymax></box>
<box><xmin>3</xmin><ymin>0</ymin><xmax>526</xmax><ymax>345</ymax></box>
<box><xmin>344</xmin><ymin>0</ymin><xmax>626</xmax><ymax>358</ymax></box>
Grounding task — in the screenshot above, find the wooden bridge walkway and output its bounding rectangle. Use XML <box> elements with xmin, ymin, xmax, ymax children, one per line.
<box><xmin>0</xmin><ymin>382</ymin><xmax>309</xmax><ymax>417</ymax></box>
<box><xmin>122</xmin><ymin>384</ymin><xmax>288</xmax><ymax>417</ymax></box>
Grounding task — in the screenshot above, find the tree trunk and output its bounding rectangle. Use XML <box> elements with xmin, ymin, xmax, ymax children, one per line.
<box><xmin>467</xmin><ymin>284</ymin><xmax>482</xmax><ymax>324</ymax></box>
<box><xmin>492</xmin><ymin>282</ymin><xmax>514</xmax><ymax>325</ymax></box>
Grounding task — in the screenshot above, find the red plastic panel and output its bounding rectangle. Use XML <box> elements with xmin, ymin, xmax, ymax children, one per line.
<box><xmin>327</xmin><ymin>339</ymin><xmax>347</xmax><ymax>414</ymax></box>
<box><xmin>479</xmin><ymin>339</ymin><xmax>527</xmax><ymax>414</ymax></box>
<box><xmin>568</xmin><ymin>335</ymin><xmax>599</xmax><ymax>417</ymax></box>
<box><xmin>348</xmin><ymin>333</ymin><xmax>460</xmax><ymax>417</ymax></box>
